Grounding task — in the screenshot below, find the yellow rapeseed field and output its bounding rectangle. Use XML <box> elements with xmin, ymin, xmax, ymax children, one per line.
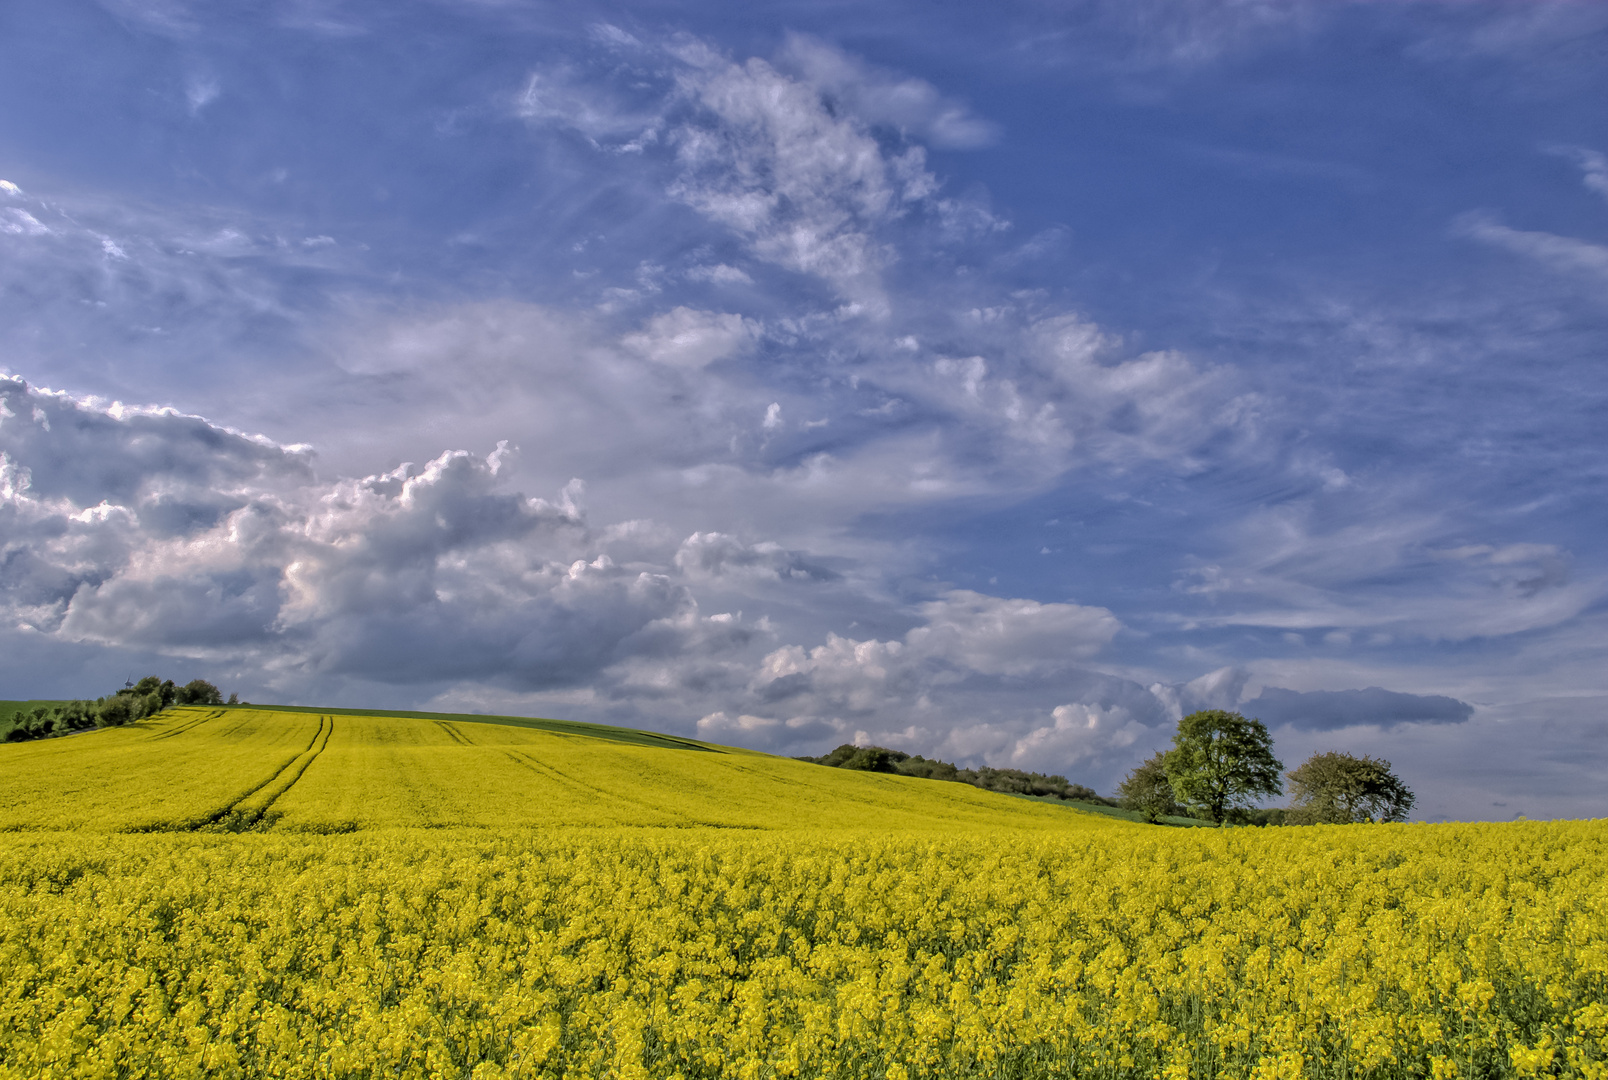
<box><xmin>0</xmin><ymin>708</ymin><xmax>1603</xmax><ymax>1079</ymax></box>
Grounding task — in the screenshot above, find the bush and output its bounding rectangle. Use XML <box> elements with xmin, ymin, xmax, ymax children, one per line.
<box><xmin>802</xmin><ymin>744</ymin><xmax>1111</xmax><ymax>804</ymax></box>
<box><xmin>175</xmin><ymin>679</ymin><xmax>224</xmax><ymax>707</ymax></box>
<box><xmin>97</xmin><ymin>695</ymin><xmax>135</xmax><ymax>727</ymax></box>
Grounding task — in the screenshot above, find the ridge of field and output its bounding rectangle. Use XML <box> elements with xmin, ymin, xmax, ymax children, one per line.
<box><xmin>231</xmin><ymin>701</ymin><xmax>721</xmax><ymax>752</ymax></box>
<box><xmin>0</xmin><ymin>706</ymin><xmax>1127</xmax><ymax>834</ymax></box>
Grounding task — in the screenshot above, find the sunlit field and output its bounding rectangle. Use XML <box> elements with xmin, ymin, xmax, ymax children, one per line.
<box><xmin>1</xmin><ymin>708</ymin><xmax>1603</xmax><ymax>1078</ymax></box>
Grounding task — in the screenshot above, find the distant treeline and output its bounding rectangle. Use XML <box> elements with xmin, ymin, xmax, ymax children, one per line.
<box><xmin>2</xmin><ymin>676</ymin><xmax>234</xmax><ymax>743</ymax></box>
<box><xmin>799</xmin><ymin>743</ymin><xmax>1118</xmax><ymax>806</ymax></box>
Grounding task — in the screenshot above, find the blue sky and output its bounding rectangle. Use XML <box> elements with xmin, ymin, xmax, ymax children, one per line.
<box><xmin>2</xmin><ymin>0</ymin><xmax>1605</xmax><ymax>820</ymax></box>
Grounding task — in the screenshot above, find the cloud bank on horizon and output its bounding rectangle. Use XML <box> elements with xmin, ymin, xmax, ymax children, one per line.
<box><xmin>1</xmin><ymin>0</ymin><xmax>1605</xmax><ymax>821</ymax></box>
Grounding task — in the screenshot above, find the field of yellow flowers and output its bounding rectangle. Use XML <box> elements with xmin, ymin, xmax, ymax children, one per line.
<box><xmin>0</xmin><ymin>708</ymin><xmax>1603</xmax><ymax>1079</ymax></box>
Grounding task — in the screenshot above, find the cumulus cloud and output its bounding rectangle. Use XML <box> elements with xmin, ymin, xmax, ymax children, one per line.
<box><xmin>5</xmin><ymin>373</ymin><xmax>1157</xmax><ymax>777</ymax></box>
<box><xmin>907</xmin><ymin>590</ymin><xmax>1121</xmax><ymax>675</ymax></box>
<box><xmin>0</xmin><ymin>378</ymin><xmax>740</xmax><ymax>690</ymax></box>
<box><xmin>1149</xmin><ymin>665</ymin><xmax>1251</xmax><ymax>720</ymax></box>
<box><xmin>1007</xmin><ymin>702</ymin><xmax>1150</xmax><ymax>770</ymax></box>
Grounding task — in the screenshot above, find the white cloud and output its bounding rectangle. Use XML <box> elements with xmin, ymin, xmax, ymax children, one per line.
<box><xmin>620</xmin><ymin>307</ymin><xmax>758</xmax><ymax>369</ymax></box>
<box><xmin>186</xmin><ymin>76</ymin><xmax>220</xmax><ymax>114</ymax></box>
<box><xmin>515</xmin><ymin>66</ymin><xmax>659</xmax><ymax>145</ymax></box>
<box><xmin>666</xmin><ymin>46</ymin><xmax>920</xmax><ymax>310</ymax></box>
<box><xmin>674</xmin><ymin>531</ymin><xmax>836</xmax><ymax>583</ymax></box>
<box><xmin>774</xmin><ymin>34</ymin><xmax>997</xmax><ymax>150</ymax></box>
<box><xmin>686</xmin><ymin>262</ymin><xmax>753</xmax><ymax>285</ymax></box>
<box><xmin>1457</xmin><ymin>211</ymin><xmax>1608</xmax><ymax>282</ymax></box>
<box><xmin>1008</xmin><ymin>702</ymin><xmax>1149</xmax><ymax>769</ymax></box>
<box><xmin>907</xmin><ymin>590</ymin><xmax>1121</xmax><ymax>674</ymax></box>
<box><xmin>1167</xmin><ymin>498</ymin><xmax>1603</xmax><ymax>643</ymax></box>
<box><xmin>2</xmin><ymin>209</ymin><xmax>50</xmax><ymax>237</ymax></box>
<box><xmin>1551</xmin><ymin>145</ymin><xmax>1608</xmax><ymax>203</ymax></box>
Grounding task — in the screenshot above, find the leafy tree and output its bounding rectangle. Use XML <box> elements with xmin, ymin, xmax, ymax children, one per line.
<box><xmin>1118</xmin><ymin>751</ymin><xmax>1182</xmax><ymax>823</ymax></box>
<box><xmin>1286</xmin><ymin>751</ymin><xmax>1415</xmax><ymax>824</ymax></box>
<box><xmin>1164</xmin><ymin>710</ymin><xmax>1283</xmax><ymax>825</ymax></box>
<box><xmin>97</xmin><ymin>695</ymin><xmax>135</xmax><ymax>727</ymax></box>
<box><xmin>838</xmin><ymin>746</ymin><xmax>902</xmax><ymax>773</ymax></box>
<box><xmin>175</xmin><ymin>679</ymin><xmax>224</xmax><ymax>706</ymax></box>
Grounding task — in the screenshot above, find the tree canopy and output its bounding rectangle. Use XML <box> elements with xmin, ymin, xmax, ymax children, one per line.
<box><xmin>1164</xmin><ymin>710</ymin><xmax>1283</xmax><ymax>825</ymax></box>
<box><xmin>1117</xmin><ymin>751</ymin><xmax>1182</xmax><ymax>823</ymax></box>
<box><xmin>1286</xmin><ymin>751</ymin><xmax>1415</xmax><ymax>824</ymax></box>
<box><xmin>175</xmin><ymin>679</ymin><xmax>224</xmax><ymax>707</ymax></box>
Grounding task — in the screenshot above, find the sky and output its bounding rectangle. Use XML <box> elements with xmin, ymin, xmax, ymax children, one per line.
<box><xmin>1</xmin><ymin>0</ymin><xmax>1605</xmax><ymax>821</ymax></box>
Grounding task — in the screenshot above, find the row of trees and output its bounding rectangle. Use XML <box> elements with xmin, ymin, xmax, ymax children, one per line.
<box><xmin>2</xmin><ymin>676</ymin><xmax>232</xmax><ymax>743</ymax></box>
<box><xmin>801</xmin><ymin>744</ymin><xmax>1114</xmax><ymax>804</ymax></box>
<box><xmin>1118</xmin><ymin>709</ymin><xmax>1415</xmax><ymax>826</ymax></box>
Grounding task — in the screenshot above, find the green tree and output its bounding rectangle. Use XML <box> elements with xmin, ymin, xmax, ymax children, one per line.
<box><xmin>1164</xmin><ymin>710</ymin><xmax>1283</xmax><ymax>825</ymax></box>
<box><xmin>1118</xmin><ymin>751</ymin><xmax>1181</xmax><ymax>823</ymax></box>
<box><xmin>97</xmin><ymin>694</ymin><xmax>135</xmax><ymax>726</ymax></box>
<box><xmin>175</xmin><ymin>679</ymin><xmax>224</xmax><ymax>706</ymax></box>
<box><xmin>1286</xmin><ymin>751</ymin><xmax>1415</xmax><ymax>824</ymax></box>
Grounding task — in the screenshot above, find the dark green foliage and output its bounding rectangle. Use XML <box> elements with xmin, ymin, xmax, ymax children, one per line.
<box><xmin>1232</xmin><ymin>807</ymin><xmax>1288</xmax><ymax>827</ymax></box>
<box><xmin>1118</xmin><ymin>751</ymin><xmax>1182</xmax><ymax>823</ymax></box>
<box><xmin>801</xmin><ymin>743</ymin><xmax>1111</xmax><ymax>804</ymax></box>
<box><xmin>1286</xmin><ymin>751</ymin><xmax>1415</xmax><ymax>824</ymax></box>
<box><xmin>176</xmin><ymin>679</ymin><xmax>224</xmax><ymax>707</ymax></box>
<box><xmin>1</xmin><ymin>700</ymin><xmax>95</xmax><ymax>741</ymax></box>
<box><xmin>1164</xmin><ymin>709</ymin><xmax>1284</xmax><ymax>826</ymax></box>
<box><xmin>98</xmin><ymin>695</ymin><xmax>135</xmax><ymax>727</ymax></box>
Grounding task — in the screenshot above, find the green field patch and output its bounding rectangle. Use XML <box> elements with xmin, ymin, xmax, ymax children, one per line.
<box><xmin>0</xmin><ymin>700</ymin><xmax>71</xmax><ymax>736</ymax></box>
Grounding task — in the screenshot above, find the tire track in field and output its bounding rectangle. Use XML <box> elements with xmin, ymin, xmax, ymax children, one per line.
<box><xmin>433</xmin><ymin>720</ymin><xmax>473</xmax><ymax>746</ymax></box>
<box><xmin>247</xmin><ymin>716</ymin><xmax>336</xmax><ymax>823</ymax></box>
<box><xmin>149</xmin><ymin>708</ymin><xmax>225</xmax><ymax>740</ymax></box>
<box><xmin>156</xmin><ymin>715</ymin><xmax>329</xmax><ymax>832</ymax></box>
<box><xmin>501</xmin><ymin>749</ymin><xmax>692</xmax><ymax>824</ymax></box>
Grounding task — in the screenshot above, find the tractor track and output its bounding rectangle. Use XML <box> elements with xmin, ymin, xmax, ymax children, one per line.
<box><xmin>162</xmin><ymin>715</ymin><xmax>333</xmax><ymax>832</ymax></box>
<box><xmin>149</xmin><ymin>709</ymin><xmax>225</xmax><ymax>741</ymax></box>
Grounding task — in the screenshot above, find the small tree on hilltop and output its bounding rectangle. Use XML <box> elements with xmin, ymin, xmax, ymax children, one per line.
<box><xmin>1164</xmin><ymin>710</ymin><xmax>1283</xmax><ymax>826</ymax></box>
<box><xmin>1118</xmin><ymin>751</ymin><xmax>1182</xmax><ymax>823</ymax></box>
<box><xmin>1286</xmin><ymin>751</ymin><xmax>1415</xmax><ymax>824</ymax></box>
<box><xmin>175</xmin><ymin>679</ymin><xmax>224</xmax><ymax>707</ymax></box>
